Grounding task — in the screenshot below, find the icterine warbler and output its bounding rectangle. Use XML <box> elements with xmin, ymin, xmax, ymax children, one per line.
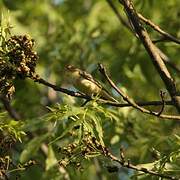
<box><xmin>65</xmin><ymin>65</ymin><xmax>118</xmax><ymax>102</ymax></box>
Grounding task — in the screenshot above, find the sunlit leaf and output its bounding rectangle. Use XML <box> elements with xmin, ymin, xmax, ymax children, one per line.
<box><xmin>46</xmin><ymin>146</ymin><xmax>58</xmax><ymax>170</ymax></box>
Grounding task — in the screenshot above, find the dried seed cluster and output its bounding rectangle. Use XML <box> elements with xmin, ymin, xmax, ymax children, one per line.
<box><xmin>0</xmin><ymin>35</ymin><xmax>38</xmax><ymax>98</ymax></box>
<box><xmin>58</xmin><ymin>133</ymin><xmax>108</xmax><ymax>170</ymax></box>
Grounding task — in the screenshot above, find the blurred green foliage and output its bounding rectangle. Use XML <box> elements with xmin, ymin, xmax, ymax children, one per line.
<box><xmin>0</xmin><ymin>0</ymin><xmax>179</xmax><ymax>179</ymax></box>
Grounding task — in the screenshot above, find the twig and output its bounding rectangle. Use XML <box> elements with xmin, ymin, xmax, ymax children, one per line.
<box><xmin>0</xmin><ymin>95</ymin><xmax>21</xmax><ymax>121</ymax></box>
<box><xmin>157</xmin><ymin>91</ymin><xmax>166</xmax><ymax>116</ymax></box>
<box><xmin>102</xmin><ymin>100</ymin><xmax>173</xmax><ymax>107</ymax></box>
<box><xmin>92</xmin><ymin>137</ymin><xmax>178</xmax><ymax>180</ymax></box>
<box><xmin>155</xmin><ymin>48</ymin><xmax>180</xmax><ymax>74</ymax></box>
<box><xmin>119</xmin><ymin>147</ymin><xmax>125</xmax><ymax>164</ymax></box>
<box><xmin>106</xmin><ymin>0</ymin><xmax>180</xmax><ymax>75</ymax></box>
<box><xmin>31</xmin><ymin>74</ymin><xmax>91</xmax><ymax>100</ymax></box>
<box><xmin>119</xmin><ymin>0</ymin><xmax>180</xmax><ymax>113</ymax></box>
<box><xmin>107</xmin><ymin>151</ymin><xmax>178</xmax><ymax>180</ymax></box>
<box><xmin>152</xmin><ymin>37</ymin><xmax>173</xmax><ymax>44</ymax></box>
<box><xmin>138</xmin><ymin>13</ymin><xmax>180</xmax><ymax>45</ymax></box>
<box><xmin>165</xmin><ymin>61</ymin><xmax>180</xmax><ymax>74</ymax></box>
<box><xmin>98</xmin><ymin>63</ymin><xmax>180</xmax><ymax>120</ymax></box>
<box><xmin>30</xmin><ymin>74</ymin><xmax>177</xmax><ymax>109</ymax></box>
<box><xmin>30</xmin><ymin>74</ymin><xmax>180</xmax><ymax>120</ymax></box>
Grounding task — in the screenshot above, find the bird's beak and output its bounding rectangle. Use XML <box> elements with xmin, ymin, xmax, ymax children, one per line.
<box><xmin>66</xmin><ymin>65</ymin><xmax>76</xmax><ymax>71</ymax></box>
<box><xmin>65</xmin><ymin>65</ymin><xmax>71</xmax><ymax>70</ymax></box>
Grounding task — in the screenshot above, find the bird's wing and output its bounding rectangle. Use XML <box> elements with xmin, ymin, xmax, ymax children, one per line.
<box><xmin>79</xmin><ymin>70</ymin><xmax>102</xmax><ymax>89</ymax></box>
<box><xmin>79</xmin><ymin>70</ymin><xmax>113</xmax><ymax>95</ymax></box>
<box><xmin>78</xmin><ymin>69</ymin><xmax>117</xmax><ymax>102</ymax></box>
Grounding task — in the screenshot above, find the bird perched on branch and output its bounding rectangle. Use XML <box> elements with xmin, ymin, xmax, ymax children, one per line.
<box><xmin>65</xmin><ymin>65</ymin><xmax>118</xmax><ymax>102</ymax></box>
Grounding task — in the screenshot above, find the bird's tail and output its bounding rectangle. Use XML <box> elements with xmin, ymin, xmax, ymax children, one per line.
<box><xmin>101</xmin><ymin>89</ymin><xmax>118</xmax><ymax>103</ymax></box>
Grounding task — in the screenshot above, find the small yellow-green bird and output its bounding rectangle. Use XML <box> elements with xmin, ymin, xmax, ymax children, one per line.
<box><xmin>66</xmin><ymin>65</ymin><xmax>118</xmax><ymax>102</ymax></box>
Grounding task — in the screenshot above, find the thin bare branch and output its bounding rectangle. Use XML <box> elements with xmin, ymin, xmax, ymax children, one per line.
<box><xmin>30</xmin><ymin>74</ymin><xmax>176</xmax><ymax>108</ymax></box>
<box><xmin>106</xmin><ymin>0</ymin><xmax>180</xmax><ymax>75</ymax></box>
<box><xmin>0</xmin><ymin>95</ymin><xmax>21</xmax><ymax>120</ymax></box>
<box><xmin>138</xmin><ymin>13</ymin><xmax>180</xmax><ymax>45</ymax></box>
<box><xmin>119</xmin><ymin>0</ymin><xmax>180</xmax><ymax>113</ymax></box>
<box><xmin>157</xmin><ymin>91</ymin><xmax>166</xmax><ymax>116</ymax></box>
<box><xmin>156</xmin><ymin>48</ymin><xmax>180</xmax><ymax>74</ymax></box>
<box><xmin>102</xmin><ymin>100</ymin><xmax>173</xmax><ymax>107</ymax></box>
<box><xmin>98</xmin><ymin>63</ymin><xmax>180</xmax><ymax>120</ymax></box>
<box><xmin>91</xmin><ymin>137</ymin><xmax>178</xmax><ymax>180</ymax></box>
<box><xmin>31</xmin><ymin>74</ymin><xmax>91</xmax><ymax>100</ymax></box>
<box><xmin>29</xmin><ymin>73</ymin><xmax>180</xmax><ymax>120</ymax></box>
<box><xmin>107</xmin><ymin>151</ymin><xmax>178</xmax><ymax>180</ymax></box>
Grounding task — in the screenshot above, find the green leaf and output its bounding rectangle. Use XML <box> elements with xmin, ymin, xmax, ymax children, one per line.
<box><xmin>46</xmin><ymin>146</ymin><xmax>57</xmax><ymax>170</ymax></box>
<box><xmin>83</xmin><ymin>119</ymin><xmax>95</xmax><ymax>136</ymax></box>
<box><xmin>20</xmin><ymin>133</ymin><xmax>49</xmax><ymax>163</ymax></box>
<box><xmin>49</xmin><ymin>117</ymin><xmax>82</xmax><ymax>145</ymax></box>
<box><xmin>92</xmin><ymin>115</ymin><xmax>104</xmax><ymax>145</ymax></box>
